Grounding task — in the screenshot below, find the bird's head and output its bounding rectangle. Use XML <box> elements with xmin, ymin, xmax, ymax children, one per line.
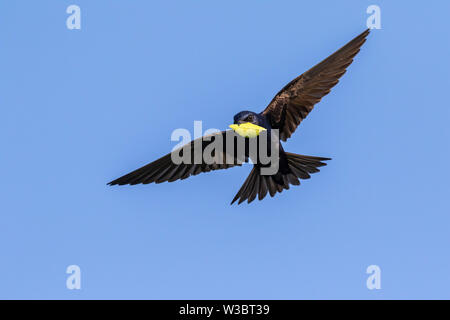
<box><xmin>229</xmin><ymin>111</ymin><xmax>267</xmax><ymax>138</ymax></box>
<box><xmin>233</xmin><ymin>111</ymin><xmax>261</xmax><ymax>126</ymax></box>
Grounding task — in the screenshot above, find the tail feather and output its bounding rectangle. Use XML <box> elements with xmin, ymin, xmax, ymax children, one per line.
<box><xmin>258</xmin><ymin>176</ymin><xmax>268</xmax><ymax>200</ymax></box>
<box><xmin>231</xmin><ymin>167</ymin><xmax>256</xmax><ymax>205</ymax></box>
<box><xmin>231</xmin><ymin>152</ymin><xmax>330</xmax><ymax>205</ymax></box>
<box><xmin>266</xmin><ymin>175</ymin><xmax>277</xmax><ymax>197</ymax></box>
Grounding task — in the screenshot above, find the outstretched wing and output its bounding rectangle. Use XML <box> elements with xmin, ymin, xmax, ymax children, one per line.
<box><xmin>108</xmin><ymin>131</ymin><xmax>245</xmax><ymax>186</ymax></box>
<box><xmin>261</xmin><ymin>29</ymin><xmax>370</xmax><ymax>141</ymax></box>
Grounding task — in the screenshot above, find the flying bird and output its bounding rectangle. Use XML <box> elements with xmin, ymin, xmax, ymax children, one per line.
<box><xmin>108</xmin><ymin>29</ymin><xmax>370</xmax><ymax>204</ymax></box>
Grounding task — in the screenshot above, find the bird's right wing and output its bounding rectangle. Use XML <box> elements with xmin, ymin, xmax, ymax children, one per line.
<box><xmin>108</xmin><ymin>131</ymin><xmax>245</xmax><ymax>185</ymax></box>
<box><xmin>261</xmin><ymin>29</ymin><xmax>370</xmax><ymax>141</ymax></box>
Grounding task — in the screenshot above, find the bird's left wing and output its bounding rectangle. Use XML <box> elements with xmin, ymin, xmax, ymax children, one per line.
<box><xmin>261</xmin><ymin>29</ymin><xmax>370</xmax><ymax>141</ymax></box>
<box><xmin>108</xmin><ymin>131</ymin><xmax>244</xmax><ymax>186</ymax></box>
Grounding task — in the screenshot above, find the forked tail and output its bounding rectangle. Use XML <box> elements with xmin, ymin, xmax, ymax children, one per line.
<box><xmin>231</xmin><ymin>152</ymin><xmax>331</xmax><ymax>205</ymax></box>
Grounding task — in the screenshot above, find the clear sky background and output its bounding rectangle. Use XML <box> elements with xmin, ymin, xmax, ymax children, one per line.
<box><xmin>1</xmin><ymin>0</ymin><xmax>449</xmax><ymax>299</ymax></box>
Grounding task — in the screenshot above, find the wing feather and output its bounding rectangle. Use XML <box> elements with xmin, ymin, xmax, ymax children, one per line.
<box><xmin>262</xmin><ymin>29</ymin><xmax>370</xmax><ymax>141</ymax></box>
<box><xmin>108</xmin><ymin>131</ymin><xmax>244</xmax><ymax>186</ymax></box>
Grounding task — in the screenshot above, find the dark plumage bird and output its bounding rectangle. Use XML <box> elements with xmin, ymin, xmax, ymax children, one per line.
<box><xmin>108</xmin><ymin>29</ymin><xmax>370</xmax><ymax>204</ymax></box>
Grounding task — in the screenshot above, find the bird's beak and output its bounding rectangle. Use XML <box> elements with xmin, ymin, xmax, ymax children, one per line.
<box><xmin>229</xmin><ymin>122</ymin><xmax>267</xmax><ymax>138</ymax></box>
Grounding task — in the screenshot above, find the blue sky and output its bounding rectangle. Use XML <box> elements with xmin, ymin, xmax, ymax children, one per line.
<box><xmin>1</xmin><ymin>0</ymin><xmax>449</xmax><ymax>299</ymax></box>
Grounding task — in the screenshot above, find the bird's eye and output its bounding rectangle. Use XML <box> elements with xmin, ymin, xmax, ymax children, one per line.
<box><xmin>246</xmin><ymin>115</ymin><xmax>253</xmax><ymax>122</ymax></box>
